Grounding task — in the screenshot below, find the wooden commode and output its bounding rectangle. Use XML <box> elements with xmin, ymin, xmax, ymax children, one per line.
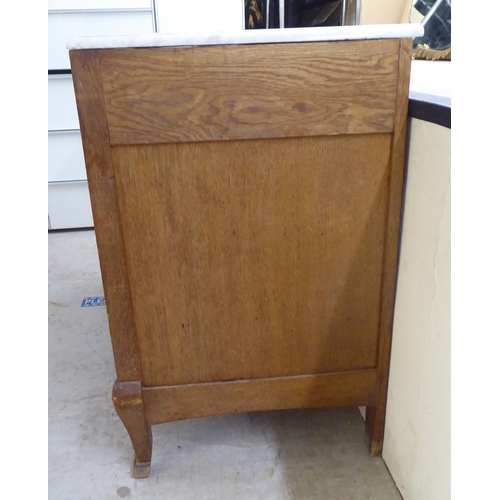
<box><xmin>68</xmin><ymin>24</ymin><xmax>422</xmax><ymax>478</ymax></box>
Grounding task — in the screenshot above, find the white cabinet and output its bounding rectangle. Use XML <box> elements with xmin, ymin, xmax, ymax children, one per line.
<box><xmin>48</xmin><ymin>182</ymin><xmax>94</xmax><ymax>230</ymax></box>
<box><xmin>48</xmin><ymin>75</ymin><xmax>79</xmax><ymax>131</ymax></box>
<box><xmin>49</xmin><ymin>10</ymin><xmax>155</xmax><ymax>70</ymax></box>
<box><xmin>48</xmin><ymin>1</ymin><xmax>157</xmax><ymax>229</ymax></box>
<box><xmin>48</xmin><ymin>132</ymin><xmax>87</xmax><ymax>182</ymax></box>
<box><xmin>48</xmin><ymin>1</ymin><xmax>153</xmax><ymax>10</ymax></box>
<box><xmin>48</xmin><ymin>0</ymin><xmax>244</xmax><ymax>230</ymax></box>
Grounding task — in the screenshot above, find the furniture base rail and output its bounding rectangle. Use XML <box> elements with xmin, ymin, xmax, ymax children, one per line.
<box><xmin>113</xmin><ymin>369</ymin><xmax>382</xmax><ymax>477</ymax></box>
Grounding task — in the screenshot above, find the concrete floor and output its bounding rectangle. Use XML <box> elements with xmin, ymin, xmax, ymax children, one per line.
<box><xmin>48</xmin><ymin>229</ymin><xmax>402</xmax><ymax>500</ymax></box>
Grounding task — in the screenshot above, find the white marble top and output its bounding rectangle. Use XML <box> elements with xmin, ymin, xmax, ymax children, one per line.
<box><xmin>67</xmin><ymin>24</ymin><xmax>423</xmax><ymax>50</ymax></box>
<box><xmin>409</xmin><ymin>60</ymin><xmax>451</xmax><ymax>108</ymax></box>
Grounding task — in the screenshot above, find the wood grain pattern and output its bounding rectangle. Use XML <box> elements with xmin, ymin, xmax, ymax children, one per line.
<box><xmin>365</xmin><ymin>38</ymin><xmax>413</xmax><ymax>456</ymax></box>
<box><xmin>69</xmin><ymin>50</ymin><xmax>142</xmax><ymax>382</ymax></box>
<box><xmin>143</xmin><ymin>370</ymin><xmax>378</xmax><ymax>425</ymax></box>
<box><xmin>98</xmin><ymin>39</ymin><xmax>400</xmax><ymax>146</ymax></box>
<box><xmin>111</xmin><ymin>133</ymin><xmax>392</xmax><ymax>387</ymax></box>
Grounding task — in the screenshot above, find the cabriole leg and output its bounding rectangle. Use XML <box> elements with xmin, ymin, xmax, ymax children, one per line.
<box><xmin>112</xmin><ymin>380</ymin><xmax>152</xmax><ymax>478</ymax></box>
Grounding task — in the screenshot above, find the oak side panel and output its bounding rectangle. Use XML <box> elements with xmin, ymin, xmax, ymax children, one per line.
<box><xmin>69</xmin><ymin>50</ymin><xmax>141</xmax><ymax>381</ymax></box>
<box><xmin>143</xmin><ymin>370</ymin><xmax>378</xmax><ymax>425</ymax></box>
<box><xmin>111</xmin><ymin>134</ymin><xmax>392</xmax><ymax>387</ymax></box>
<box><xmin>98</xmin><ymin>39</ymin><xmax>400</xmax><ymax>145</ymax></box>
<box><xmin>365</xmin><ymin>38</ymin><xmax>413</xmax><ymax>455</ymax></box>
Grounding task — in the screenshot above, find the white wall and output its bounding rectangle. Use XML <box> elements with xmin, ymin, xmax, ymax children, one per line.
<box><xmin>155</xmin><ymin>0</ymin><xmax>244</xmax><ymax>33</ymax></box>
<box><xmin>383</xmin><ymin>118</ymin><xmax>451</xmax><ymax>500</ymax></box>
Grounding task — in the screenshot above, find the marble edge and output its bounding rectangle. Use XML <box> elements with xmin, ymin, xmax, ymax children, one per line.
<box><xmin>67</xmin><ymin>24</ymin><xmax>424</xmax><ymax>50</ymax></box>
<box><xmin>409</xmin><ymin>91</ymin><xmax>451</xmax><ymax>108</ymax></box>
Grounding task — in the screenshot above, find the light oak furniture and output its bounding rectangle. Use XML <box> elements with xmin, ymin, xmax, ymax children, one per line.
<box><xmin>69</xmin><ymin>24</ymin><xmax>422</xmax><ymax>478</ymax></box>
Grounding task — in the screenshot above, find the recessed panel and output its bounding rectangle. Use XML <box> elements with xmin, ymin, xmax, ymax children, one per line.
<box><xmin>112</xmin><ymin>134</ymin><xmax>391</xmax><ymax>386</ymax></box>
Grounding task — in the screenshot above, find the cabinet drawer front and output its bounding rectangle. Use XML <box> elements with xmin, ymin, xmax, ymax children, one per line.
<box><xmin>48</xmin><ymin>75</ymin><xmax>79</xmax><ymax>131</ymax></box>
<box><xmin>48</xmin><ymin>181</ymin><xmax>94</xmax><ymax>229</ymax></box>
<box><xmin>49</xmin><ymin>10</ymin><xmax>154</xmax><ymax>70</ymax></box>
<box><xmin>48</xmin><ymin>131</ymin><xmax>86</xmax><ymax>182</ymax></box>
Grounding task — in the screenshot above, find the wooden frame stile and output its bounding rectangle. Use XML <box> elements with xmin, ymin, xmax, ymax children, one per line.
<box><xmin>364</xmin><ymin>38</ymin><xmax>413</xmax><ymax>455</ymax></box>
<box><xmin>69</xmin><ymin>50</ymin><xmax>152</xmax><ymax>478</ymax></box>
<box><xmin>70</xmin><ymin>35</ymin><xmax>414</xmax><ymax>478</ymax></box>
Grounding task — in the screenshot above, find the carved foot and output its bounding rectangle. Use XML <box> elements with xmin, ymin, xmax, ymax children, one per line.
<box><xmin>112</xmin><ymin>380</ymin><xmax>153</xmax><ymax>478</ymax></box>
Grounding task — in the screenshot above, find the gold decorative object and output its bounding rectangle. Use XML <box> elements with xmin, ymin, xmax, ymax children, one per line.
<box><xmin>413</xmin><ymin>44</ymin><xmax>451</xmax><ymax>61</ymax></box>
<box><xmin>403</xmin><ymin>0</ymin><xmax>451</xmax><ymax>61</ymax></box>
